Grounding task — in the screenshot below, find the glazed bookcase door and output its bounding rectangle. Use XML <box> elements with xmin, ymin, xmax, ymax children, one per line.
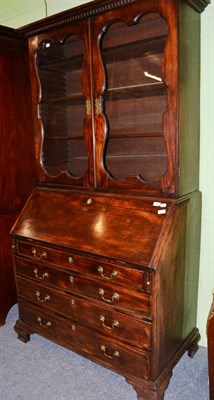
<box><xmin>29</xmin><ymin>20</ymin><xmax>93</xmax><ymax>186</ymax></box>
<box><xmin>92</xmin><ymin>0</ymin><xmax>178</xmax><ymax>194</ymax></box>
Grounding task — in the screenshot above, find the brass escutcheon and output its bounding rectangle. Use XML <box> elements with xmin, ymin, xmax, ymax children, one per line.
<box><xmin>86</xmin><ymin>197</ymin><xmax>92</xmax><ymax>205</ymax></box>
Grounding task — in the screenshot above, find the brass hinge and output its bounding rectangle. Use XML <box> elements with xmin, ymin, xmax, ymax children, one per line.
<box><xmin>86</xmin><ymin>99</ymin><xmax>91</xmax><ymax>116</ymax></box>
<box><xmin>95</xmin><ymin>97</ymin><xmax>102</xmax><ymax>115</ymax></box>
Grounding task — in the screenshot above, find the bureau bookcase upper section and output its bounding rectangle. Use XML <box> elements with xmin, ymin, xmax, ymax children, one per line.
<box><xmin>21</xmin><ymin>0</ymin><xmax>209</xmax><ymax>197</ymax></box>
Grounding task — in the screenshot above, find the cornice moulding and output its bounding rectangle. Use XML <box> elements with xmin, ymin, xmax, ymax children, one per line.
<box><xmin>19</xmin><ymin>0</ymin><xmax>211</xmax><ymax>38</ymax></box>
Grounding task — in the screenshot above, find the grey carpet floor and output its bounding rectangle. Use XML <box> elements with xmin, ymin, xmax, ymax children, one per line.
<box><xmin>0</xmin><ymin>305</ymin><xmax>209</xmax><ymax>400</ymax></box>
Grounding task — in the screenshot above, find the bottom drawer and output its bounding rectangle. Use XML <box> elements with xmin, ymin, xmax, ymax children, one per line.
<box><xmin>18</xmin><ymin>299</ymin><xmax>150</xmax><ymax>381</ymax></box>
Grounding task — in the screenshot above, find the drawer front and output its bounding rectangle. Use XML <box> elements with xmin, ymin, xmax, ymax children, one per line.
<box><xmin>15</xmin><ymin>258</ymin><xmax>151</xmax><ymax>318</ymax></box>
<box><xmin>17</xmin><ymin>276</ymin><xmax>151</xmax><ymax>349</ymax></box>
<box><xmin>18</xmin><ymin>299</ymin><xmax>150</xmax><ymax>381</ymax></box>
<box><xmin>15</xmin><ymin>240</ymin><xmax>151</xmax><ymax>292</ymax></box>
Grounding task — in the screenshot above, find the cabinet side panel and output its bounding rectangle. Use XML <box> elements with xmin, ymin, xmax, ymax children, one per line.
<box><xmin>152</xmin><ymin>193</ymin><xmax>201</xmax><ymax>377</ymax></box>
<box><xmin>178</xmin><ymin>3</ymin><xmax>200</xmax><ymax>196</ymax></box>
<box><xmin>182</xmin><ymin>193</ymin><xmax>201</xmax><ymax>337</ymax></box>
<box><xmin>0</xmin><ymin>212</ymin><xmax>19</xmax><ymax>326</ymax></box>
<box><xmin>0</xmin><ymin>31</ymin><xmax>37</xmax><ymax>325</ymax></box>
<box><xmin>0</xmin><ymin>37</ymin><xmax>37</xmax><ymax>213</ymax></box>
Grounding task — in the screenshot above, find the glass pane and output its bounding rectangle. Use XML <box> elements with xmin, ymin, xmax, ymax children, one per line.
<box><xmin>37</xmin><ymin>35</ymin><xmax>88</xmax><ymax>177</ymax></box>
<box><xmin>101</xmin><ymin>13</ymin><xmax>168</xmax><ymax>182</ymax></box>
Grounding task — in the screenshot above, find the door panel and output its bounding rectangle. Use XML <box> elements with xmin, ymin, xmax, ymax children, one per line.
<box><xmin>92</xmin><ymin>1</ymin><xmax>178</xmax><ymax>194</ymax></box>
<box><xmin>30</xmin><ymin>21</ymin><xmax>94</xmax><ymax>186</ymax></box>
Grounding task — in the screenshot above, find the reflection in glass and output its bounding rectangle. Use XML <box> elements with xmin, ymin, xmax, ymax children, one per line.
<box><xmin>37</xmin><ymin>35</ymin><xmax>88</xmax><ymax>177</ymax></box>
<box><xmin>101</xmin><ymin>13</ymin><xmax>168</xmax><ymax>182</ymax></box>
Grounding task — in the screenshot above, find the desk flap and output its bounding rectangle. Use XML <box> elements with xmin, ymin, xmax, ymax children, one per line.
<box><xmin>11</xmin><ymin>188</ymin><xmax>173</xmax><ymax>267</ymax></box>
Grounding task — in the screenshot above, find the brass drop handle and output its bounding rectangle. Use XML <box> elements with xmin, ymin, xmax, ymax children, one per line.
<box><xmin>99</xmin><ymin>315</ymin><xmax>119</xmax><ymax>330</ymax></box>
<box><xmin>99</xmin><ymin>288</ymin><xmax>119</xmax><ymax>303</ymax></box>
<box><xmin>97</xmin><ymin>266</ymin><xmax>118</xmax><ymax>281</ymax></box>
<box><xmin>35</xmin><ymin>290</ymin><xmax>50</xmax><ymax>303</ymax></box>
<box><xmin>33</xmin><ymin>268</ymin><xmax>49</xmax><ymax>280</ymax></box>
<box><xmin>32</xmin><ymin>248</ymin><xmax>47</xmax><ymax>260</ymax></box>
<box><xmin>37</xmin><ymin>316</ymin><xmax>51</xmax><ymax>328</ymax></box>
<box><xmin>100</xmin><ymin>345</ymin><xmax>120</xmax><ymax>359</ymax></box>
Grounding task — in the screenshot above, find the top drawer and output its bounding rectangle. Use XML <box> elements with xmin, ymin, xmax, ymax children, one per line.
<box><xmin>15</xmin><ymin>240</ymin><xmax>152</xmax><ymax>292</ymax></box>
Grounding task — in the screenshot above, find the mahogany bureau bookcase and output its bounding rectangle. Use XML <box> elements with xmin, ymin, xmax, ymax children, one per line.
<box><xmin>10</xmin><ymin>1</ymin><xmax>210</xmax><ymax>399</ymax></box>
<box><xmin>0</xmin><ymin>26</ymin><xmax>37</xmax><ymax>326</ymax></box>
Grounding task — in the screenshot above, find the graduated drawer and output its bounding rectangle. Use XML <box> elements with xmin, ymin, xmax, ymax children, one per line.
<box><xmin>18</xmin><ymin>299</ymin><xmax>151</xmax><ymax>381</ymax></box>
<box><xmin>15</xmin><ymin>240</ymin><xmax>152</xmax><ymax>292</ymax></box>
<box><xmin>15</xmin><ymin>258</ymin><xmax>151</xmax><ymax>318</ymax></box>
<box><xmin>17</xmin><ymin>276</ymin><xmax>151</xmax><ymax>350</ymax></box>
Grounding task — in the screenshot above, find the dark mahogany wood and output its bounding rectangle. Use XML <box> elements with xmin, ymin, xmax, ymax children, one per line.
<box><xmin>207</xmin><ymin>291</ymin><xmax>214</xmax><ymax>400</ymax></box>
<box><xmin>15</xmin><ymin>246</ymin><xmax>151</xmax><ymax>291</ymax></box>
<box><xmin>11</xmin><ymin>189</ymin><xmax>201</xmax><ymax>399</ymax></box>
<box><xmin>126</xmin><ymin>373</ymin><xmax>172</xmax><ymax>400</ymax></box>
<box><xmin>16</xmin><ymin>274</ymin><xmax>152</xmax><ymax>349</ymax></box>
<box><xmin>9</xmin><ymin>1</ymin><xmax>209</xmax><ymax>399</ymax></box>
<box><xmin>11</xmin><ymin>188</ymin><xmax>170</xmax><ymax>266</ymax></box>
<box><xmin>19</xmin><ymin>0</ymin><xmax>210</xmax><ymax>38</ymax></box>
<box><xmin>0</xmin><ymin>27</ymin><xmax>37</xmax><ymax>326</ymax></box>
<box><xmin>19</xmin><ymin>0</ymin><xmax>207</xmax><ymax>197</ymax></box>
<box><xmin>0</xmin><ymin>213</ymin><xmax>18</xmax><ymax>326</ymax></box>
